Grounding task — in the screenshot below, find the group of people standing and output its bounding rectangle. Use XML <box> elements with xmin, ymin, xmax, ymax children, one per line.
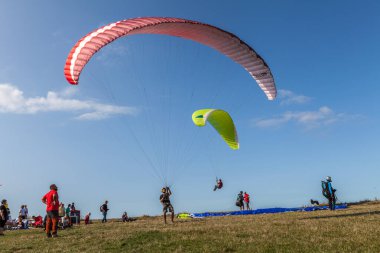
<box><xmin>58</xmin><ymin>202</ymin><xmax>77</xmax><ymax>227</ymax></box>
<box><xmin>158</xmin><ymin>178</ymin><xmax>336</xmax><ymax>223</ymax></box>
<box><xmin>41</xmin><ymin>184</ymin><xmax>87</xmax><ymax>237</ymax></box>
<box><xmin>236</xmin><ymin>191</ymin><xmax>251</xmax><ymax>210</ymax></box>
<box><xmin>18</xmin><ymin>205</ymin><xmax>28</xmax><ymax>219</ymax></box>
<box><xmin>158</xmin><ymin>186</ymin><xmax>253</xmax><ymax>224</ymax></box>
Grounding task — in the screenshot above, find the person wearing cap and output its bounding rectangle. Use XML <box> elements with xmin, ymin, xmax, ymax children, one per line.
<box><xmin>160</xmin><ymin>187</ymin><xmax>174</xmax><ymax>224</ymax></box>
<box><xmin>0</xmin><ymin>199</ymin><xmax>9</xmax><ymax>236</ymax></box>
<box><xmin>41</xmin><ymin>184</ymin><xmax>59</xmax><ymax>238</ymax></box>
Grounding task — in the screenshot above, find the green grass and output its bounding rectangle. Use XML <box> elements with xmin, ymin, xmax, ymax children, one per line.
<box><xmin>1</xmin><ymin>201</ymin><xmax>380</xmax><ymax>252</ymax></box>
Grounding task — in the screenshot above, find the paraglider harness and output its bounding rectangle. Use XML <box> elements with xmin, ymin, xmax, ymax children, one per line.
<box><xmin>160</xmin><ymin>187</ymin><xmax>174</xmax><ymax>213</ymax></box>
<box><xmin>235</xmin><ymin>193</ymin><xmax>244</xmax><ymax>207</ymax></box>
<box><xmin>100</xmin><ymin>204</ymin><xmax>108</xmax><ymax>213</ymax></box>
<box><xmin>321</xmin><ymin>181</ymin><xmax>337</xmax><ymax>201</ymax></box>
<box><xmin>213</xmin><ymin>178</ymin><xmax>223</xmax><ymax>191</ymax></box>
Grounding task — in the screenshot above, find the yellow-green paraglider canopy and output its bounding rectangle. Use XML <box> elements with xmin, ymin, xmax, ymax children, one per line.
<box><xmin>192</xmin><ymin>109</ymin><xmax>239</xmax><ymax>150</ymax></box>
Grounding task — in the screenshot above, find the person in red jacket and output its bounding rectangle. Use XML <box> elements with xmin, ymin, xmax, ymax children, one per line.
<box><xmin>84</xmin><ymin>212</ymin><xmax>91</xmax><ymax>225</ymax></box>
<box><xmin>42</xmin><ymin>184</ymin><xmax>59</xmax><ymax>238</ymax></box>
<box><xmin>243</xmin><ymin>192</ymin><xmax>251</xmax><ymax>210</ymax></box>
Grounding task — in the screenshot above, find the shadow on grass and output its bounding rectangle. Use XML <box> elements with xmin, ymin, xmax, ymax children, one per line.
<box><xmin>301</xmin><ymin>210</ymin><xmax>380</xmax><ymax>220</ymax></box>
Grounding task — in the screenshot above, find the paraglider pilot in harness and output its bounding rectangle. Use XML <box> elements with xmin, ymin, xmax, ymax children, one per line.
<box><xmin>322</xmin><ymin>176</ymin><xmax>337</xmax><ymax>211</ymax></box>
<box><xmin>160</xmin><ymin>187</ymin><xmax>174</xmax><ymax>224</ymax></box>
<box><xmin>213</xmin><ymin>178</ymin><xmax>223</xmax><ymax>191</ymax></box>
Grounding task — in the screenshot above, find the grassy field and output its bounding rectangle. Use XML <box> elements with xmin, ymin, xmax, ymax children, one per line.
<box><xmin>0</xmin><ymin>201</ymin><xmax>379</xmax><ymax>253</ymax></box>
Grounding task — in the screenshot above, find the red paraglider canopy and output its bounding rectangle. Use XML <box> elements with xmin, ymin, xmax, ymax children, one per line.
<box><xmin>64</xmin><ymin>17</ymin><xmax>276</xmax><ymax>100</ymax></box>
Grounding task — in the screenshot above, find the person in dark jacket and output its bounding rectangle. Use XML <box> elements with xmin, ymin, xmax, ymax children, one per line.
<box><xmin>100</xmin><ymin>201</ymin><xmax>109</xmax><ymax>223</ymax></box>
<box><xmin>236</xmin><ymin>191</ymin><xmax>244</xmax><ymax>210</ymax></box>
<box><xmin>0</xmin><ymin>199</ymin><xmax>9</xmax><ymax>236</ymax></box>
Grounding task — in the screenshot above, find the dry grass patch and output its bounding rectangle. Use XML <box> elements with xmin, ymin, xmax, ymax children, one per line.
<box><xmin>0</xmin><ymin>201</ymin><xmax>379</xmax><ymax>252</ymax></box>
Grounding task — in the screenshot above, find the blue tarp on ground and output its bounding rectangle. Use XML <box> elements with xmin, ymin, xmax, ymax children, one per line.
<box><xmin>191</xmin><ymin>204</ymin><xmax>348</xmax><ymax>218</ymax></box>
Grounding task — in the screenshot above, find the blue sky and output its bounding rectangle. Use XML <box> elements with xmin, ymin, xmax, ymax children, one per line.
<box><xmin>0</xmin><ymin>0</ymin><xmax>379</xmax><ymax>218</ymax></box>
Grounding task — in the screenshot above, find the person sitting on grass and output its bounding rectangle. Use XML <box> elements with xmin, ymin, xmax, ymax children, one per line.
<box><xmin>122</xmin><ymin>212</ymin><xmax>131</xmax><ymax>222</ymax></box>
<box><xmin>32</xmin><ymin>215</ymin><xmax>43</xmax><ymax>228</ymax></box>
<box><xmin>84</xmin><ymin>212</ymin><xmax>91</xmax><ymax>225</ymax></box>
<box><xmin>160</xmin><ymin>187</ymin><xmax>174</xmax><ymax>224</ymax></box>
<box><xmin>122</xmin><ymin>212</ymin><xmax>136</xmax><ymax>222</ymax></box>
<box><xmin>17</xmin><ymin>216</ymin><xmax>25</xmax><ymax>229</ymax></box>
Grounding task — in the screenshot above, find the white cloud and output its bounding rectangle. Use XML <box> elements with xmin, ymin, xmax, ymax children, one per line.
<box><xmin>58</xmin><ymin>86</ymin><xmax>78</xmax><ymax>97</ymax></box>
<box><xmin>0</xmin><ymin>84</ymin><xmax>137</xmax><ymax>120</ymax></box>
<box><xmin>278</xmin><ymin>89</ymin><xmax>312</xmax><ymax>105</ymax></box>
<box><xmin>254</xmin><ymin>106</ymin><xmax>353</xmax><ymax>129</ymax></box>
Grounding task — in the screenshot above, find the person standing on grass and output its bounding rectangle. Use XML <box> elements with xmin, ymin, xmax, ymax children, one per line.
<box><xmin>0</xmin><ymin>199</ymin><xmax>9</xmax><ymax>236</ymax></box>
<box><xmin>58</xmin><ymin>203</ymin><xmax>66</xmax><ymax>226</ymax></box>
<box><xmin>3</xmin><ymin>200</ymin><xmax>10</xmax><ymax>221</ymax></box>
<box><xmin>236</xmin><ymin>191</ymin><xmax>244</xmax><ymax>210</ymax></box>
<box><xmin>24</xmin><ymin>205</ymin><xmax>28</xmax><ymax>218</ymax></box>
<box><xmin>19</xmin><ymin>205</ymin><xmax>27</xmax><ymax>219</ymax></box>
<box><xmin>323</xmin><ymin>176</ymin><xmax>336</xmax><ymax>211</ymax></box>
<box><xmin>41</xmin><ymin>184</ymin><xmax>59</xmax><ymax>238</ymax></box>
<box><xmin>65</xmin><ymin>204</ymin><xmax>71</xmax><ymax>226</ymax></box>
<box><xmin>59</xmin><ymin>203</ymin><xmax>65</xmax><ymax>218</ymax></box>
<box><xmin>160</xmin><ymin>187</ymin><xmax>174</xmax><ymax>224</ymax></box>
<box><xmin>100</xmin><ymin>201</ymin><xmax>109</xmax><ymax>223</ymax></box>
<box><xmin>244</xmin><ymin>192</ymin><xmax>251</xmax><ymax>210</ymax></box>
